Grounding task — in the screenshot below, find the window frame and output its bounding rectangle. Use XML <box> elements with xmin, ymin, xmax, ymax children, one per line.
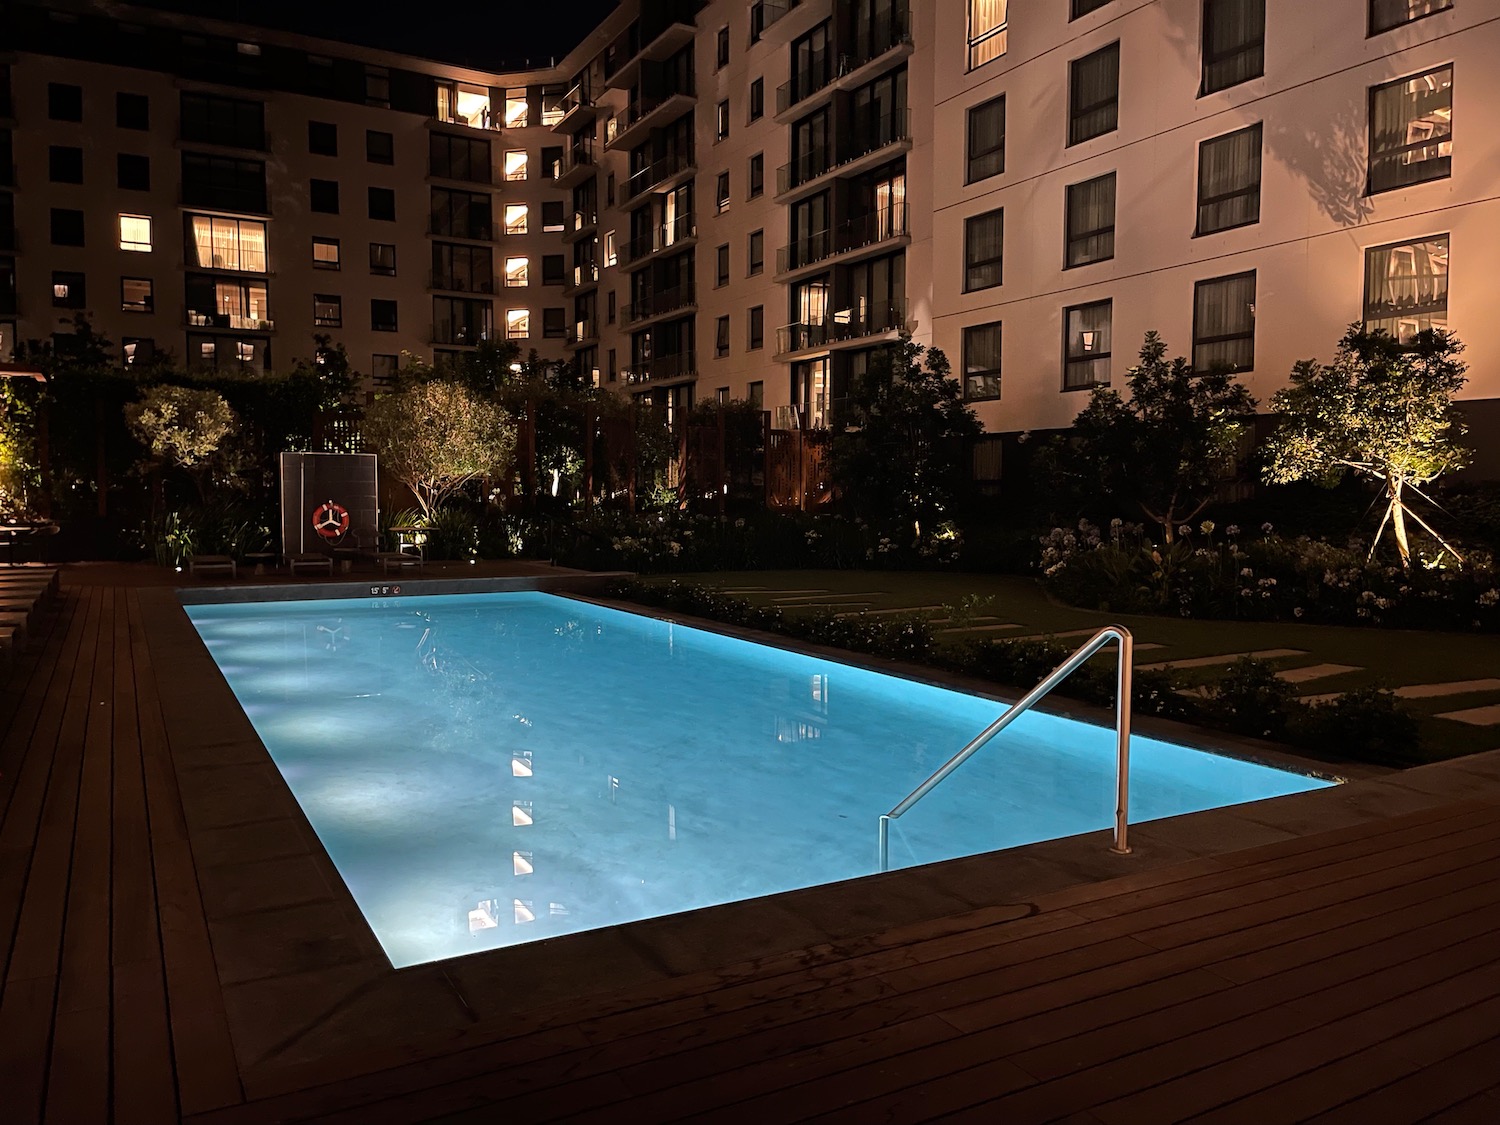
<box><xmin>309</xmin><ymin>178</ymin><xmax>339</xmax><ymax>214</ymax></box>
<box><xmin>1191</xmin><ymin>269</ymin><xmax>1257</xmax><ymax>372</ymax></box>
<box><xmin>962</xmin><ymin>320</ymin><xmax>1002</xmax><ymax>400</ymax></box>
<box><xmin>120</xmin><ymin>276</ymin><xmax>154</xmax><ymax>314</ymax></box>
<box><xmin>1369</xmin><ymin>0</ymin><xmax>1452</xmax><ymax>36</ymax></box>
<box><xmin>966</xmin><ymin>94</ymin><xmax>1006</xmax><ymax>184</ymax></box>
<box><xmin>369</xmin><ymin>242</ymin><xmax>397</xmax><ymax>276</ymax></box>
<box><xmin>1200</xmin><ymin>0</ymin><xmax>1266</xmax><ymax>97</ymax></box>
<box><xmin>1064</xmin><ymin>172</ymin><xmax>1116</xmax><ymax>268</ymax></box>
<box><xmin>1362</xmin><ymin>232</ymin><xmax>1449</xmax><ymax>342</ymax></box>
<box><xmin>1367</xmin><ymin>63</ymin><xmax>1454</xmax><ymax>196</ymax></box>
<box><xmin>967</xmin><ymin>0</ymin><xmax>1009</xmax><ymax>71</ymax></box>
<box><xmin>1063</xmin><ymin>299</ymin><xmax>1113</xmax><ymax>390</ymax></box>
<box><xmin>1195</xmin><ymin>122</ymin><xmax>1263</xmax><ymax>236</ymax></box>
<box><xmin>366</xmin><ymin>130</ymin><xmax>395</xmax><ymax>165</ymax></box>
<box><xmin>313</xmin><ymin>293</ymin><xmax>343</xmax><ymax>328</ymax></box>
<box><xmin>1069</xmin><ymin>41</ymin><xmax>1121</xmax><ymax>146</ymax></box>
<box><xmin>1071</xmin><ymin>0</ymin><xmax>1113</xmax><ymax>17</ymax></box>
<box><xmin>715</xmin><ymin>314</ymin><xmax>730</xmax><ymax>358</ymax></box>
<box><xmin>749</xmin><ymin>305</ymin><xmax>765</xmax><ymax>350</ymax></box>
<box><xmin>118</xmin><ymin>213</ymin><xmax>153</xmax><ymax>253</ymax></box>
<box><xmin>716</xmin><ymin>243</ymin><xmax>730</xmax><ymax>287</ymax></box>
<box><xmin>308</xmin><ymin>120</ymin><xmax>338</xmax><ymax>156</ymax></box>
<box><xmin>370</xmin><ymin>298</ymin><xmax>398</xmax><ymax>332</ymax></box>
<box><xmin>963</xmin><ymin>208</ymin><xmax>1004</xmax><ymax>292</ymax></box>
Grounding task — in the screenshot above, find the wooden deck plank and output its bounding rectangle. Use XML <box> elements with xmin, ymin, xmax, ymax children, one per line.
<box><xmin>1302</xmin><ymin>1038</ymin><xmax>1500</xmax><ymax>1125</ymax></box>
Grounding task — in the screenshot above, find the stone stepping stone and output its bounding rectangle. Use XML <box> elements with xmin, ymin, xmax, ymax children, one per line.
<box><xmin>836</xmin><ymin>604</ymin><xmax>947</xmax><ymax>618</ymax></box>
<box><xmin>1139</xmin><ymin>648</ymin><xmax>1306</xmax><ymax>672</ymax></box>
<box><xmin>771</xmin><ymin>592</ymin><xmax>882</xmax><ymax>604</ymax></box>
<box><xmin>938</xmin><ymin>622</ymin><xmax>1026</xmax><ymax>634</ymax></box>
<box><xmin>1394</xmin><ymin>679</ymin><xmax>1500</xmax><ymax>699</ymax></box>
<box><xmin>1435</xmin><ymin>704</ymin><xmax>1500</xmax><ymax>727</ymax></box>
<box><xmin>1276</xmin><ymin>663</ymin><xmax>1364</xmax><ymax>684</ymax></box>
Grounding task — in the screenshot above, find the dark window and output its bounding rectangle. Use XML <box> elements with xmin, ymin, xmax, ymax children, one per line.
<box><xmin>542</xmin><ymin>200</ymin><xmax>566</xmax><ymax>232</ymax></box>
<box><xmin>1069</xmin><ymin>42</ymin><xmax>1120</xmax><ymax>145</ymax></box>
<box><xmin>121</xmin><ymin>337</ymin><xmax>155</xmax><ymax>365</ymax></box>
<box><xmin>1370</xmin><ymin>0</ymin><xmax>1452</xmax><ymax>34</ymax></box>
<box><xmin>966</xmin><ymin>95</ymin><xmax>1005</xmax><ymax>183</ymax></box>
<box><xmin>717</xmin><ymin>171</ymin><xmax>731</xmax><ymax>211</ymax></box>
<box><xmin>308</xmin><ymin>121</ymin><xmax>338</xmax><ymax>156</ymax></box>
<box><xmin>607</xmin><ymin>290</ymin><xmax>616</xmax><ymax>324</ymax></box>
<box><xmin>121</xmin><ymin>277</ymin><xmax>153</xmax><ymax>313</ymax></box>
<box><xmin>606</xmin><ymin>173</ymin><xmax>615</xmax><ymax>206</ymax></box>
<box><xmin>371</xmin><ymin>353</ymin><xmax>399</xmax><ymax>384</ymax></box>
<box><xmin>182</xmin><ymin>153</ymin><xmax>267</xmax><ymax>212</ymax></box>
<box><xmin>542</xmin><ymin>254</ymin><xmax>565</xmax><ymax>285</ymax></box>
<box><xmin>717</xmin><ymin>100</ymin><xmax>730</xmax><ymax>142</ymax></box>
<box><xmin>1064</xmin><ymin>300</ymin><xmax>1113</xmax><ymax>388</ymax></box>
<box><xmin>750</xmin><ymin>78</ymin><xmax>764</xmax><ymax>121</ymax></box>
<box><xmin>716</xmin><ymin>243</ymin><xmax>730</xmax><ymax>286</ymax></box>
<box><xmin>1193</xmin><ymin>270</ymin><xmax>1256</xmax><ymax>371</ymax></box>
<box><xmin>49</xmin><ymin>83</ymin><xmax>83</xmax><ymax>122</ymax></box>
<box><xmin>1368</xmin><ymin>65</ymin><xmax>1452</xmax><ymax>195</ymax></box>
<box><xmin>715</xmin><ymin>315</ymin><xmax>730</xmax><ymax>357</ymax></box>
<box><xmin>370</xmin><ymin>242</ymin><xmax>397</xmax><ymax>275</ymax></box>
<box><xmin>717</xmin><ymin>26</ymin><xmax>730</xmax><ymax>68</ymax></box>
<box><xmin>964</xmin><ymin>208</ymin><xmax>1003</xmax><ymax>291</ymax></box>
<box><xmin>542</xmin><ymin>307</ymin><xmax>566</xmax><ymax>338</ymax></box>
<box><xmin>52</xmin><ymin>270</ymin><xmax>86</xmax><ymax>308</ymax></box>
<box><xmin>749</xmin><ymin>153</ymin><xmax>764</xmax><ymax>198</ymax></box>
<box><xmin>49</xmin><ymin>146</ymin><xmax>83</xmax><ymax>184</ymax></box>
<box><xmin>311</xmin><ymin>179</ymin><xmax>339</xmax><ymax>214</ymax></box>
<box><xmin>312</xmin><ymin>237</ymin><xmax>340</xmax><ymax>269</ymax></box>
<box><xmin>748</xmin><ymin>229</ymin><xmax>764</xmax><ymax>275</ymax></box>
<box><xmin>1196</xmin><ymin>123</ymin><xmax>1262</xmax><ymax>234</ymax></box>
<box><xmin>963</xmin><ymin>321</ymin><xmax>1002</xmax><ymax>399</ymax></box>
<box><xmin>180</xmin><ymin>92</ymin><xmax>265</xmax><ymax>149</ymax></box>
<box><xmin>367</xmin><ymin>130</ymin><xmax>394</xmax><ymax>164</ymax></box>
<box><xmin>1364</xmin><ymin>234</ymin><xmax>1448</xmax><ymax>341</ymax></box>
<box><xmin>116</xmin><ymin>92</ymin><xmax>149</xmax><ymax>130</ymax></box>
<box><xmin>368</xmin><ymin>187</ymin><xmax>396</xmax><ymax>221</ymax></box>
<box><xmin>366</xmin><ymin>67</ymin><xmax>390</xmax><ymax>107</ymax></box>
<box><xmin>1201</xmin><ymin>0</ymin><xmax>1265</xmax><ymax>95</ymax></box>
<box><xmin>1065</xmin><ymin>172</ymin><xmax>1116</xmax><ymax>267</ymax></box>
<box><xmin>117</xmin><ymin>153</ymin><xmax>150</xmax><ymax>191</ymax></box>
<box><xmin>51</xmin><ymin>208</ymin><xmax>85</xmax><ymax>246</ymax></box>
<box><xmin>430</xmin><ymin>132</ymin><xmax>491</xmax><ymax>183</ymax></box>
<box><xmin>432</xmin><ymin>242</ymin><xmax>490</xmax><ymax>291</ymax></box>
<box><xmin>749</xmin><ymin>305</ymin><xmax>764</xmax><ymax>349</ymax></box>
<box><xmin>314</xmin><ymin>294</ymin><xmax>342</xmax><ymax>327</ymax></box>
<box><xmin>431</xmin><ymin>188</ymin><xmax>493</xmax><ymax>240</ymax></box>
<box><xmin>1072</xmin><ymin>0</ymin><xmax>1113</xmax><ymax>16</ymax></box>
<box><xmin>371</xmin><ymin>298</ymin><xmax>398</xmax><ymax>332</ymax></box>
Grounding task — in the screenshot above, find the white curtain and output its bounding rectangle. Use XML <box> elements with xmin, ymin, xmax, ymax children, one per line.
<box><xmin>1067</xmin><ymin>173</ymin><xmax>1116</xmax><ymax>266</ymax></box>
<box><xmin>1194</xmin><ymin>273</ymin><xmax>1256</xmax><ymax>371</ymax></box>
<box><xmin>1197</xmin><ymin>124</ymin><xmax>1262</xmax><ymax>234</ymax></box>
<box><xmin>969</xmin><ymin>0</ymin><xmax>1008</xmax><ymax>67</ymax></box>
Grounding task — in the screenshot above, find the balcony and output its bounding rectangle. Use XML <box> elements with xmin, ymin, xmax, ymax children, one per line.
<box><xmin>429</xmin><ymin>221</ymin><xmax>494</xmax><ymax>242</ymax></box>
<box><xmin>565</xmin><ymin>318</ymin><xmax>598</xmax><ymax>346</ymax></box>
<box><xmin>187</xmin><ymin>312</ymin><xmax>275</xmax><ymax>332</ymax></box>
<box><xmin>550</xmin><ymin>143</ymin><xmax>597</xmax><ymax>188</ymax></box>
<box><xmin>776</xmin><ymin>204</ymin><xmax>910</xmax><ymax>279</ymax></box>
<box><xmin>428</xmin><ymin>272</ymin><xmax>495</xmax><ymax>295</ymax></box>
<box><xmin>621</xmin><ymin>150</ymin><xmax>696</xmax><ymax>208</ymax></box>
<box><xmin>551</xmin><ymin>83</ymin><xmax>597</xmax><ymax>133</ymax></box>
<box><xmin>776</xmin><ymin>108</ymin><xmax>911</xmax><ymax>201</ymax></box>
<box><xmin>837</xmin><ymin>12</ymin><xmax>914</xmax><ymax>86</ymax></box>
<box><xmin>774</xmin><ymin>300</ymin><xmax>905</xmax><ymax>358</ymax></box>
<box><xmin>605</xmin><ymin>2</ymin><xmax>698</xmax><ymax>90</ymax></box>
<box><xmin>752</xmin><ymin>0</ymin><xmax>799</xmax><ymax>42</ymax></box>
<box><xmin>562</xmin><ymin>208</ymin><xmax>598</xmax><ymax>244</ymax></box>
<box><xmin>604</xmin><ymin>90</ymin><xmax>696</xmax><ymax>152</ymax></box>
<box><xmin>621</xmin><ymin>283</ymin><xmax>696</xmax><ymax>329</ymax></box>
<box><xmin>619</xmin><ymin>214</ymin><xmax>697</xmax><ymax>268</ymax></box>
<box><xmin>430</xmin><ymin>323</ymin><xmax>493</xmax><ymax>346</ymax></box>
<box><xmin>623</xmin><ymin>351</ymin><xmax>697</xmax><ymax>386</ymax></box>
<box><xmin>562</xmin><ymin>260</ymin><xmax>600</xmax><ymax>295</ymax></box>
<box><xmin>775</xmin><ymin>48</ymin><xmax>832</xmax><ymax>117</ymax></box>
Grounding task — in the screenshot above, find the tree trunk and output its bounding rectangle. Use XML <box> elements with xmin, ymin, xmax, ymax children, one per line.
<box><xmin>1389</xmin><ymin>476</ymin><xmax>1412</xmax><ymax>570</ymax></box>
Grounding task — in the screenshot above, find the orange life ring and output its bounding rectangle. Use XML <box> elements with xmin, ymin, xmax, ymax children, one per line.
<box><xmin>311</xmin><ymin>500</ymin><xmax>350</xmax><ymax>540</ymax></box>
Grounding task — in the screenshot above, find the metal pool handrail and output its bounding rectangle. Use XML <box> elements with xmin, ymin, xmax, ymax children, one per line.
<box><xmin>878</xmin><ymin>625</ymin><xmax>1135</xmax><ymax>872</ymax></box>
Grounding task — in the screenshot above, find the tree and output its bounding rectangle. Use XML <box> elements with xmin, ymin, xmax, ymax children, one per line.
<box><xmin>125</xmin><ymin>384</ymin><xmax>240</xmax><ymax>503</ymax></box>
<box><xmin>360</xmin><ymin>379</ymin><xmax>515</xmax><ymax>519</ymax></box>
<box><xmin>1263</xmin><ymin>325</ymin><xmax>1470</xmax><ymax>569</ymax></box>
<box><xmin>826</xmin><ymin>333</ymin><xmax>981</xmax><ymax>543</ymax></box>
<box><xmin>1066</xmin><ymin>332</ymin><xmax>1257</xmax><ymax>543</ymax></box>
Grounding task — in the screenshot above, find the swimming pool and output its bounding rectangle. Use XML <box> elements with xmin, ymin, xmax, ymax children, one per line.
<box><xmin>186</xmin><ymin>591</ymin><xmax>1331</xmax><ymax>967</ymax></box>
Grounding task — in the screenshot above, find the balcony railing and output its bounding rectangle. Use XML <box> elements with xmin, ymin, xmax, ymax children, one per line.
<box><xmin>777</xmin><ymin>204</ymin><xmax>910</xmax><ymax>273</ymax></box>
<box><xmin>187</xmin><ymin>311</ymin><xmax>275</xmax><ymax>331</ymax></box>
<box><xmin>428</xmin><ymin>272</ymin><xmax>495</xmax><ymax>294</ymax></box>
<box><xmin>751</xmin><ymin>0</ymin><xmax>799</xmax><ymax>42</ymax></box>
<box><xmin>775</xmin><ymin>301</ymin><xmax>905</xmax><ymax>355</ymax></box>
<box><xmin>624</xmin><ymin>351</ymin><xmax>697</xmax><ymax>385</ymax></box>
<box><xmin>621</xmin><ymin>283</ymin><xmax>696</xmax><ymax>327</ymax></box>
<box><xmin>556</xmin><ymin>83</ymin><xmax>594</xmax><ymax>124</ymax></box>
<box><xmin>431</xmin><ymin>322</ymin><xmax>493</xmax><ymax>346</ymax></box>
<box><xmin>564</xmin><ymin>261</ymin><xmax>600</xmax><ymax>292</ymax></box>
<box><xmin>776</xmin><ymin>47</ymin><xmax>832</xmax><ymax>115</ymax></box>
<box><xmin>776</xmin><ymin>108</ymin><xmax>910</xmax><ymax>195</ymax></box>
<box><xmin>838</xmin><ymin>11</ymin><xmax>913</xmax><ymax>76</ymax></box>
<box><xmin>620</xmin><ymin>214</ymin><xmax>697</xmax><ymax>266</ymax></box>
<box><xmin>550</xmin><ymin>144</ymin><xmax>596</xmax><ymax>184</ymax></box>
<box><xmin>566</xmin><ymin>319</ymin><xmax>598</xmax><ymax>345</ymax></box>
<box><xmin>622</xmin><ymin>149</ymin><xmax>695</xmax><ymax>204</ymax></box>
<box><xmin>429</xmin><ymin>220</ymin><xmax>493</xmax><ymax>241</ymax></box>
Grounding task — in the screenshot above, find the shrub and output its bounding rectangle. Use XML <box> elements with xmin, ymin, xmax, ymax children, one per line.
<box><xmin>1204</xmin><ymin>657</ymin><xmax>1301</xmax><ymax>741</ymax></box>
<box><xmin>1290</xmin><ymin>687</ymin><xmax>1421</xmax><ymax>766</ymax></box>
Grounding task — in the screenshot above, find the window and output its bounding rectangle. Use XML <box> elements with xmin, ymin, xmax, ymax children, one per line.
<box><xmin>371</xmin><ymin>354</ymin><xmax>399</xmax><ymax>384</ymax></box>
<box><xmin>606</xmin><ymin>348</ymin><xmax>617</xmax><ymax>382</ymax></box>
<box><xmin>180</xmin><ymin>92</ymin><xmax>265</xmax><ymax>149</ymax></box>
<box><xmin>504</xmin><ymin>151</ymin><xmax>528</xmax><ymax>181</ymax></box>
<box><xmin>116</xmin><ymin>92</ymin><xmax>149</xmax><ymax>130</ymax></box>
<box><xmin>181</xmin><ymin>153</ymin><xmax>266</xmax><ymax>212</ymax></box>
<box><xmin>367</xmin><ymin>130</ymin><xmax>394</xmax><ymax>164</ymax></box>
<box><xmin>432</xmin><ymin>243</ymin><xmax>491</xmax><ymax>291</ymax></box>
<box><xmin>543</xmin><ymin>307</ymin><xmax>566</xmax><ymax>338</ymax></box>
<box><xmin>717</xmin><ymin>100</ymin><xmax>730</xmax><ymax>142</ymax></box>
<box><xmin>964</xmin><ymin>209</ymin><xmax>1003</xmax><ymax>291</ymax></box>
<box><xmin>506</xmin><ymin>308</ymin><xmax>530</xmax><ymax>339</ymax></box>
<box><xmin>966</xmin><ymin>95</ymin><xmax>1005</xmax><ymax>183</ymax></box>
<box><xmin>505</xmin><ymin>256</ymin><xmax>529</xmax><ymax>286</ymax></box>
<box><xmin>430</xmin><ymin>188</ymin><xmax>492</xmax><ymax>240</ymax></box>
<box><xmin>543</xmin><ymin>254</ymin><xmax>565</xmax><ymax>285</ymax></box>
<box><xmin>368</xmin><ymin>187</ymin><xmax>396</xmax><ymax>221</ymax></box>
<box><xmin>1201</xmin><ymin>0</ymin><xmax>1265</xmax><ymax>95</ymax></box>
<box><xmin>52</xmin><ymin>271</ymin><xmax>86</xmax><ymax>309</ymax></box>
<box><xmin>1193</xmin><ymin>271</ymin><xmax>1256</xmax><ymax>371</ymax></box>
<box><xmin>1070</xmin><ymin>43</ymin><xmax>1120</xmax><ymax>145</ymax></box>
<box><xmin>749</xmin><ymin>153</ymin><xmax>764</xmax><ymax>198</ymax></box>
<box><xmin>750</xmin><ymin>78</ymin><xmax>764</xmax><ymax>121</ymax></box>
<box><xmin>542</xmin><ymin>201</ymin><xmax>565</xmax><ymax>232</ymax></box>
<box><xmin>1064</xmin><ymin>300</ymin><xmax>1113</xmax><ymax>388</ymax></box>
<box><xmin>49</xmin><ymin>83</ymin><xmax>83</xmax><ymax>122</ymax></box>
<box><xmin>504</xmin><ymin>204</ymin><xmax>528</xmax><ymax>234</ymax></box>
<box><xmin>717</xmin><ymin>26</ymin><xmax>730</xmax><ymax>69</ymax></box>
<box><xmin>1065</xmin><ymin>173</ymin><xmax>1116</xmax><ymax>267</ymax></box>
<box><xmin>314</xmin><ymin>294</ymin><xmax>342</xmax><ymax>327</ymax></box>
<box><xmin>121</xmin><ymin>277</ymin><xmax>153</xmax><ymax>313</ymax></box>
<box><xmin>1364</xmin><ymin>234</ymin><xmax>1448</xmax><ymax>341</ymax></box>
<box><xmin>1368</xmin><ymin>65</ymin><xmax>1453</xmax><ymax>195</ymax></box>
<box><xmin>370</xmin><ymin>243</ymin><xmax>397</xmax><ymax>275</ymax></box>
<box><xmin>119</xmin><ymin>214</ymin><xmax>152</xmax><ymax>252</ymax></box>
<box><xmin>430</xmin><ymin>132</ymin><xmax>492</xmax><ymax>183</ymax></box>
<box><xmin>749</xmin><ymin>305</ymin><xmax>764</xmax><ymax>350</ymax></box>
<box><xmin>748</xmin><ymin>230</ymin><xmax>764</xmax><ymax>275</ymax></box>
<box><xmin>49</xmin><ymin>146</ymin><xmax>83</xmax><ymax>184</ymax></box>
<box><xmin>715</xmin><ymin>315</ymin><xmax>730</xmax><ymax>357</ymax></box>
<box><xmin>504</xmin><ymin>89</ymin><xmax>528</xmax><ymax>128</ymax></box>
<box><xmin>716</xmin><ymin>243</ymin><xmax>730</xmax><ymax>287</ymax></box>
<box><xmin>310</xmin><ymin>179</ymin><xmax>339</xmax><ymax>213</ymax></box>
<box><xmin>542</xmin><ymin>145</ymin><xmax>563</xmax><ymax>179</ymax></box>
<box><xmin>1196</xmin><ymin>123</ymin><xmax>1262</xmax><ymax>234</ymax></box>
<box><xmin>963</xmin><ymin>322</ymin><xmax>1002</xmax><ymax>399</ymax></box>
<box><xmin>313</xmin><ymin>238</ymin><xmax>340</xmax><ymax>269</ymax></box>
<box><xmin>51</xmin><ymin>208</ymin><xmax>85</xmax><ymax>246</ymax></box>
<box><xmin>606</xmin><ymin>173</ymin><xmax>615</xmax><ymax>206</ymax></box>
<box><xmin>607</xmin><ymin>290</ymin><xmax>616</xmax><ymax>323</ymax></box>
<box><xmin>366</xmin><ymin>66</ymin><xmax>390</xmax><ymax>107</ymax></box>
<box><xmin>968</xmin><ymin>1</ymin><xmax>1009</xmax><ymax>69</ymax></box>
<box><xmin>1371</xmin><ymin>0</ymin><xmax>1452</xmax><ymax>34</ymax></box>
<box><xmin>748</xmin><ymin>381</ymin><xmax>764</xmax><ymax>407</ymax></box>
<box><xmin>187</xmin><ymin>215</ymin><xmax>267</xmax><ymax>272</ymax></box>
<box><xmin>185</xmin><ymin>275</ymin><xmax>268</xmax><ymax>328</ymax></box>
<box><xmin>371</xmin><ymin>299</ymin><xmax>398</xmax><ymax>332</ymax></box>
<box><xmin>117</xmin><ymin>153</ymin><xmax>150</xmax><ymax>191</ymax></box>
<box><xmin>121</xmin><ymin>338</ymin><xmax>154</xmax><ymax>366</ymax></box>
<box><xmin>1072</xmin><ymin>0</ymin><xmax>1113</xmax><ymax>16</ymax></box>
<box><xmin>308</xmin><ymin>121</ymin><xmax>337</xmax><ymax>156</ymax></box>
<box><xmin>717</xmin><ymin>171</ymin><xmax>731</xmax><ymax>212</ymax></box>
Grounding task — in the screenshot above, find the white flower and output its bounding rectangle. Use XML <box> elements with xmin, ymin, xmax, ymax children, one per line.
<box><xmin>1240</xmin><ymin>567</ymin><xmax>1254</xmax><ymax>578</ymax></box>
<box><xmin>1293</xmin><ymin>607</ymin><xmax>1304</xmax><ymax>617</ymax></box>
<box><xmin>1261</xmin><ymin>522</ymin><xmax>1274</xmax><ymax>534</ymax></box>
<box><xmin>1225</xmin><ymin>524</ymin><xmax>1240</xmax><ymax>537</ymax></box>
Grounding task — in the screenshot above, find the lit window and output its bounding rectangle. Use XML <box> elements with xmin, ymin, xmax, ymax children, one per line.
<box><xmin>604</xmin><ymin>230</ymin><xmax>617</xmax><ymax>267</ymax></box>
<box><xmin>1193</xmin><ymin>271</ymin><xmax>1256</xmax><ymax>371</ymax></box>
<box><xmin>504</xmin><ymin>204</ymin><xmax>528</xmax><ymax>234</ymax></box>
<box><xmin>716</xmin><ymin>100</ymin><xmax>730</xmax><ymax>142</ymax></box>
<box><xmin>1064</xmin><ymin>300</ymin><xmax>1112</xmax><ymax>389</ymax></box>
<box><xmin>236</xmin><ymin>341</ymin><xmax>255</xmax><ymax>363</ymax></box>
<box><xmin>504</xmin><ymin>150</ymin><xmax>528</xmax><ymax>180</ymax></box>
<box><xmin>1368</xmin><ymin>65</ymin><xmax>1452</xmax><ymax>195</ymax></box>
<box><xmin>716</xmin><ymin>171</ymin><xmax>730</xmax><ymax>212</ymax></box>
<box><xmin>963</xmin><ymin>322</ymin><xmax>1002</xmax><ymax>399</ymax></box>
<box><xmin>312</xmin><ymin>237</ymin><xmax>340</xmax><ymax>269</ymax></box>
<box><xmin>200</xmin><ymin>340</ymin><xmax>216</xmax><ymax>360</ymax></box>
<box><xmin>121</xmin><ymin>277</ymin><xmax>153</xmax><ymax>313</ymax></box>
<box><xmin>188</xmin><ymin>215</ymin><xmax>267</xmax><ymax>272</ymax></box>
<box><xmin>504</xmin><ymin>89</ymin><xmax>528</xmax><ymax>128</ymax></box>
<box><xmin>1364</xmin><ymin>235</ymin><xmax>1448</xmax><ymax>342</ymax></box>
<box><xmin>1370</xmin><ymin>0</ymin><xmax>1451</xmax><ymax>34</ymax></box>
<box><xmin>506</xmin><ymin>308</ymin><xmax>530</xmax><ymax>338</ymax></box>
<box><xmin>540</xmin><ymin>86</ymin><xmax>565</xmax><ymax>126</ymax></box>
<box><xmin>119</xmin><ymin>214</ymin><xmax>153</xmax><ymax>252</ymax></box>
<box><xmin>968</xmin><ymin>0</ymin><xmax>1008</xmax><ymax>70</ymax></box>
<box><xmin>505</xmin><ymin>257</ymin><xmax>529</xmax><ymax>286</ymax></box>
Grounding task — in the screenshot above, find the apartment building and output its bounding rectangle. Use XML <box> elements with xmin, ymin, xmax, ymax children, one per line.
<box><xmin>3</xmin><ymin>0</ymin><xmax>1497</xmax><ymax>473</ymax></box>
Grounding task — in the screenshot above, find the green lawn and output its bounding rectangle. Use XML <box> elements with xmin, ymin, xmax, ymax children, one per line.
<box><xmin>652</xmin><ymin>569</ymin><xmax>1500</xmax><ymax>761</ymax></box>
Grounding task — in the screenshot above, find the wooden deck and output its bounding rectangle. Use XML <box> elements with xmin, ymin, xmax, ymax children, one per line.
<box><xmin>3</xmin><ymin>571</ymin><xmax>1500</xmax><ymax>1123</ymax></box>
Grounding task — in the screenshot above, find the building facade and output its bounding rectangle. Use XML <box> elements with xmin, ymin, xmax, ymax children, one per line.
<box><xmin>3</xmin><ymin>0</ymin><xmax>1496</xmax><ymax>470</ymax></box>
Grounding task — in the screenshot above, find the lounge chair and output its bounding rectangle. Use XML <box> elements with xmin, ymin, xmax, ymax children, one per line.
<box><xmin>188</xmin><ymin>554</ymin><xmax>237</xmax><ymax>579</ymax></box>
<box><xmin>377</xmin><ymin>546</ymin><xmax>424</xmax><ymax>574</ymax></box>
<box><xmin>286</xmin><ymin>553</ymin><xmax>335</xmax><ymax>576</ymax></box>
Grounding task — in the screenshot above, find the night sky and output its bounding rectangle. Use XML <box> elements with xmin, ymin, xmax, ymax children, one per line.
<box><xmin>129</xmin><ymin>0</ymin><xmax>622</xmax><ymax>71</ymax></box>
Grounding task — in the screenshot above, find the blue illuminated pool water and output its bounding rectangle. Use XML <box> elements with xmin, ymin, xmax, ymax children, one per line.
<box><xmin>186</xmin><ymin>592</ymin><xmax>1330</xmax><ymax>967</ymax></box>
